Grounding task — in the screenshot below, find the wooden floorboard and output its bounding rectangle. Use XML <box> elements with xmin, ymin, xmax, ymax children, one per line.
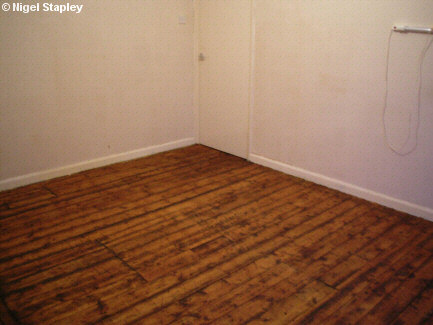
<box><xmin>0</xmin><ymin>145</ymin><xmax>432</xmax><ymax>324</ymax></box>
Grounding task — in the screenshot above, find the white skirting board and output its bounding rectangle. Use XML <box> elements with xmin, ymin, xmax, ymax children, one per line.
<box><xmin>249</xmin><ymin>153</ymin><xmax>433</xmax><ymax>222</ymax></box>
<box><xmin>0</xmin><ymin>138</ymin><xmax>196</xmax><ymax>191</ymax></box>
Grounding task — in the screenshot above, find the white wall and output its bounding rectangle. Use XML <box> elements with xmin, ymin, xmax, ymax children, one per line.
<box><xmin>251</xmin><ymin>0</ymin><xmax>433</xmax><ymax>219</ymax></box>
<box><xmin>1</xmin><ymin>0</ymin><xmax>432</xmax><ymax>220</ymax></box>
<box><xmin>0</xmin><ymin>0</ymin><xmax>195</xmax><ymax>188</ymax></box>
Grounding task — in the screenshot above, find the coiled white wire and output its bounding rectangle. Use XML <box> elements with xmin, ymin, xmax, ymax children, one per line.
<box><xmin>383</xmin><ymin>30</ymin><xmax>433</xmax><ymax>156</ymax></box>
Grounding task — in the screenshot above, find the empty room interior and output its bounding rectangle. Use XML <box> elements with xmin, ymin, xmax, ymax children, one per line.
<box><xmin>1</xmin><ymin>0</ymin><xmax>433</xmax><ymax>324</ymax></box>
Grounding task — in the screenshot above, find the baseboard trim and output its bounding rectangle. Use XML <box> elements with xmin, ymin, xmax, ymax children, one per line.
<box><xmin>249</xmin><ymin>153</ymin><xmax>433</xmax><ymax>222</ymax></box>
<box><xmin>0</xmin><ymin>138</ymin><xmax>196</xmax><ymax>191</ymax></box>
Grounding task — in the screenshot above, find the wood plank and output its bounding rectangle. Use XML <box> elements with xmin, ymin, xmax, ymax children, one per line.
<box><xmin>97</xmin><ymin>190</ymin><xmax>351</xmax><ymax>323</ymax></box>
<box><xmin>0</xmin><ymin>145</ymin><xmax>432</xmax><ymax>324</ymax></box>
<box><xmin>141</xmin><ymin>256</ymin><xmax>296</xmax><ymax>324</ymax></box>
<box><xmin>391</xmin><ymin>285</ymin><xmax>433</xmax><ymax>325</ymax></box>
<box><xmin>212</xmin><ymin>279</ymin><xmax>298</xmax><ymax>325</ymax></box>
<box><xmin>0</xmin><ymin>164</ymin><xmax>264</xmax><ymax>269</ymax></box>
<box><xmin>297</xmin><ymin>225</ymin><xmax>432</xmax><ymax>324</ymax></box>
<box><xmin>323</xmin><ymin>250</ymin><xmax>431</xmax><ymax>324</ymax></box>
<box><xmin>98</xmin><ymin>198</ymin><xmax>349</xmax><ymax>324</ymax></box>
<box><xmin>113</xmin><ymin>181</ymin><xmax>311</xmax><ymax>271</ymax></box>
<box><xmin>0</xmin><ymin>298</ymin><xmax>18</xmax><ymax>325</ymax></box>
<box><xmin>245</xmin><ymin>281</ymin><xmax>335</xmax><ymax>324</ymax></box>
<box><xmin>0</xmin><ymin>165</ymin><xmax>265</xmax><ymax>277</ymax></box>
<box><xmin>0</xmin><ymin>241</ymin><xmax>104</xmax><ymax>293</ymax></box>
<box><xmin>0</xmin><ymin>150</ymin><xmax>246</xmax><ymax>236</ymax></box>
<box><xmin>0</xmin><ymin>145</ymin><xmax>218</xmax><ymax>215</ymax></box>
<box><xmin>358</xmin><ymin>256</ymin><xmax>433</xmax><ymax>324</ymax></box>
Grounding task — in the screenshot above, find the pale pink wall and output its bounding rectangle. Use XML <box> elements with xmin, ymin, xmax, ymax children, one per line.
<box><xmin>252</xmin><ymin>0</ymin><xmax>433</xmax><ymax>212</ymax></box>
<box><xmin>0</xmin><ymin>0</ymin><xmax>194</xmax><ymax>181</ymax></box>
<box><xmin>2</xmin><ymin>0</ymin><xmax>432</xmax><ymax>218</ymax></box>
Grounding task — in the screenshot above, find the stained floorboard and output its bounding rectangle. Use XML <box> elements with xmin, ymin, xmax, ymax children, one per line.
<box><xmin>0</xmin><ymin>145</ymin><xmax>432</xmax><ymax>324</ymax></box>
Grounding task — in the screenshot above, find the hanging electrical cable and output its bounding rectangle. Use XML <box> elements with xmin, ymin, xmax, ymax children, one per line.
<box><xmin>383</xmin><ymin>28</ymin><xmax>433</xmax><ymax>156</ymax></box>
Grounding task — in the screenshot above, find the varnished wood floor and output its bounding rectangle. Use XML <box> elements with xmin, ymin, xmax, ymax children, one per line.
<box><xmin>0</xmin><ymin>145</ymin><xmax>432</xmax><ymax>324</ymax></box>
